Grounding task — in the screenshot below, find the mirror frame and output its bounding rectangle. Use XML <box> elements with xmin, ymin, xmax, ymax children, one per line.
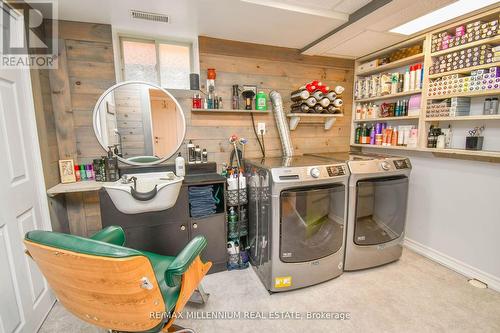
<box><xmin>92</xmin><ymin>81</ymin><xmax>187</xmax><ymax>166</ymax></box>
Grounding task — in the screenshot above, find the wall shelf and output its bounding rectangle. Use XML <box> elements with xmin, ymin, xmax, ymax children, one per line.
<box><xmin>426</xmin><ymin>89</ymin><xmax>500</xmax><ymax>100</ymax></box>
<box><xmin>191</xmin><ymin>108</ymin><xmax>270</xmax><ymax>114</ymax></box>
<box><xmin>353</xmin><ymin>115</ymin><xmax>420</xmax><ymax>123</ymax></box>
<box><xmin>286</xmin><ymin>113</ymin><xmax>343</xmax><ymax>130</ymax></box>
<box><xmin>357</xmin><ymin>53</ymin><xmax>424</xmax><ymax>76</ymax></box>
<box><xmin>431</xmin><ymin>35</ymin><xmax>500</xmax><ymax>57</ymax></box>
<box><xmin>350</xmin><ymin>144</ymin><xmax>419</xmax><ymax>151</ymax></box>
<box><xmin>428</xmin><ymin>62</ymin><xmax>500</xmax><ymax>79</ymax></box>
<box><xmin>350</xmin><ymin>7</ymin><xmax>500</xmax><ymax>162</ymax></box>
<box><xmin>422</xmin><ymin>147</ymin><xmax>500</xmax><ymax>158</ymax></box>
<box><xmin>355</xmin><ymin>90</ymin><xmax>422</xmax><ymax>103</ymax></box>
<box><xmin>425</xmin><ymin>114</ymin><xmax>500</xmax><ymax>122</ymax></box>
<box><xmin>47</xmin><ymin>181</ymin><xmax>110</xmax><ymax>197</ymax></box>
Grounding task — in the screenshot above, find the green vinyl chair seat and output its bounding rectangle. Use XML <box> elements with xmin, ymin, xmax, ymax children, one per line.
<box><xmin>141</xmin><ymin>250</ymin><xmax>180</xmax><ymax>313</ymax></box>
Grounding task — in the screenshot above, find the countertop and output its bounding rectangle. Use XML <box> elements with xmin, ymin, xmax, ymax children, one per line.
<box><xmin>47</xmin><ymin>173</ymin><xmax>226</xmax><ymax>197</ymax></box>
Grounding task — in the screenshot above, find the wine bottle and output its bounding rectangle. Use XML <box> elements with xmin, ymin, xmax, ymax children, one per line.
<box><xmin>326</xmin><ymin>91</ymin><xmax>337</xmax><ymax>101</ymax></box>
<box><xmin>318</xmin><ymin>97</ymin><xmax>331</xmax><ymax>108</ymax></box>
<box><xmin>334</xmin><ymin>85</ymin><xmax>345</xmax><ymax>95</ymax></box>
<box><xmin>327</xmin><ymin>105</ymin><xmax>340</xmax><ymax>114</ymax></box>
<box><xmin>320</xmin><ymin>85</ymin><xmax>330</xmax><ymax>94</ymax></box>
<box><xmin>312</xmin><ymin>90</ymin><xmax>324</xmax><ymax>100</ymax></box>
<box><xmin>290</xmin><ymin>89</ymin><xmax>310</xmax><ymax>101</ymax></box>
<box><xmin>304</xmin><ymin>97</ymin><xmax>317</xmax><ymax>107</ymax></box>
<box><xmin>333</xmin><ymin>98</ymin><xmax>343</xmax><ymax>107</ymax></box>
<box><xmin>313</xmin><ymin>104</ymin><xmax>324</xmax><ymax>113</ymax></box>
<box><xmin>291</xmin><ymin>103</ymin><xmax>310</xmax><ymax>113</ymax></box>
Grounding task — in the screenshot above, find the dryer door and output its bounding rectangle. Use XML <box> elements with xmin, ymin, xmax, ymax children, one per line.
<box><xmin>354</xmin><ymin>176</ymin><xmax>409</xmax><ymax>246</ymax></box>
<box><xmin>280</xmin><ymin>184</ymin><xmax>345</xmax><ymax>263</ymax></box>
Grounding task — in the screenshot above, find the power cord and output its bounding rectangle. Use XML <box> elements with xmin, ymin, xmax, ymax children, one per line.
<box><xmin>260</xmin><ymin>130</ymin><xmax>266</xmax><ymax>157</ymax></box>
<box><xmin>250</xmin><ymin>113</ymin><xmax>265</xmax><ymax>158</ymax></box>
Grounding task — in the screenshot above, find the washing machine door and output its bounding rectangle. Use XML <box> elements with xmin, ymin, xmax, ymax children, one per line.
<box><xmin>354</xmin><ymin>176</ymin><xmax>409</xmax><ymax>246</ymax></box>
<box><xmin>280</xmin><ymin>184</ymin><xmax>345</xmax><ymax>263</ymax></box>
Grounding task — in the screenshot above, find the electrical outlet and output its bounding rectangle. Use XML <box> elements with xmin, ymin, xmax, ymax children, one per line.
<box><xmin>258</xmin><ymin>122</ymin><xmax>266</xmax><ymax>135</ymax></box>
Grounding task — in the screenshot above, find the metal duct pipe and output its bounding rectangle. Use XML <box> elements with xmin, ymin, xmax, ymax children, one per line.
<box><xmin>269</xmin><ymin>91</ymin><xmax>294</xmax><ymax>157</ymax></box>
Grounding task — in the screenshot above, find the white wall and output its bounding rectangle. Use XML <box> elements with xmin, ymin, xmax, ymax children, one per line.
<box><xmin>364</xmin><ymin>148</ymin><xmax>500</xmax><ymax>291</ymax></box>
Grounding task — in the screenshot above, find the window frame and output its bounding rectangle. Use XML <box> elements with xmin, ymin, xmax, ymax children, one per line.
<box><xmin>118</xmin><ymin>35</ymin><xmax>194</xmax><ymax>89</ymax></box>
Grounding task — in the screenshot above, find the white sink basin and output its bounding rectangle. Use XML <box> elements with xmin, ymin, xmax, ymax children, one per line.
<box><xmin>104</xmin><ymin>172</ymin><xmax>183</xmax><ymax>214</ymax></box>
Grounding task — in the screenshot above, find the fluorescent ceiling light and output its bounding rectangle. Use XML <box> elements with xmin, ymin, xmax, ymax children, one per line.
<box><xmin>240</xmin><ymin>0</ymin><xmax>349</xmax><ymax>20</ymax></box>
<box><xmin>390</xmin><ymin>0</ymin><xmax>499</xmax><ymax>35</ymax></box>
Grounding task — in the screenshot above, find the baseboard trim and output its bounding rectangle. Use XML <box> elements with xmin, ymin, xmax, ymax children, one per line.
<box><xmin>404</xmin><ymin>238</ymin><xmax>500</xmax><ymax>292</ymax></box>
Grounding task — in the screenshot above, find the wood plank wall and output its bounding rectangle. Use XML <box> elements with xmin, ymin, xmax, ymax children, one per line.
<box><xmin>193</xmin><ymin>36</ymin><xmax>355</xmax><ymax>165</ymax></box>
<box><xmin>32</xmin><ymin>20</ymin><xmax>116</xmax><ymax>235</ymax></box>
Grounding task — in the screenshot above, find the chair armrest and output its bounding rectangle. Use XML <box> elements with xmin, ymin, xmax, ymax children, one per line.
<box><xmin>90</xmin><ymin>226</ymin><xmax>126</xmax><ymax>246</ymax></box>
<box><xmin>165</xmin><ymin>235</ymin><xmax>207</xmax><ymax>287</ymax></box>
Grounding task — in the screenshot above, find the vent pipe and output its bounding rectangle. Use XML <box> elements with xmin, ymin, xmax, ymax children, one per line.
<box><xmin>269</xmin><ymin>91</ymin><xmax>294</xmax><ymax>157</ymax></box>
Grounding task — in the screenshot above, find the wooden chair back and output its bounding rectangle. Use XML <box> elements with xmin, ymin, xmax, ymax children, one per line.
<box><xmin>24</xmin><ymin>240</ymin><xmax>166</xmax><ymax>332</ymax></box>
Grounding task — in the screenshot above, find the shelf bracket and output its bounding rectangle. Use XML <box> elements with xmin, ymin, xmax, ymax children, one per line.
<box><xmin>324</xmin><ymin>117</ymin><xmax>337</xmax><ymax>130</ymax></box>
<box><xmin>289</xmin><ymin>116</ymin><xmax>301</xmax><ymax>131</ymax></box>
<box><xmin>288</xmin><ymin>115</ymin><xmax>338</xmax><ymax>130</ymax></box>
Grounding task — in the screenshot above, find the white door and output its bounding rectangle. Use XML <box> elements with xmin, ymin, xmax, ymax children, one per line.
<box><xmin>0</xmin><ymin>8</ymin><xmax>55</xmax><ymax>333</ymax></box>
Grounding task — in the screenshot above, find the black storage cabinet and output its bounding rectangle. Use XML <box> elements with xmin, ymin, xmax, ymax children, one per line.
<box><xmin>99</xmin><ymin>171</ymin><xmax>227</xmax><ymax>273</ymax></box>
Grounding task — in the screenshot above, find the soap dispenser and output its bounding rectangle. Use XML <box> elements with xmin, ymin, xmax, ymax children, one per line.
<box><xmin>105</xmin><ymin>146</ymin><xmax>119</xmax><ymax>182</ymax></box>
<box><xmin>175</xmin><ymin>152</ymin><xmax>185</xmax><ymax>177</ymax></box>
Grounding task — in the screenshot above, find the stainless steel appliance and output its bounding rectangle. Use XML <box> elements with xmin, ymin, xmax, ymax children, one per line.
<box><xmin>245</xmin><ymin>156</ymin><xmax>349</xmax><ymax>292</ymax></box>
<box><xmin>308</xmin><ymin>152</ymin><xmax>411</xmax><ymax>271</ymax></box>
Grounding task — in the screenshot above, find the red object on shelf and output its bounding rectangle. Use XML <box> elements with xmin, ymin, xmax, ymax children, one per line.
<box><xmin>305</xmin><ymin>83</ymin><xmax>316</xmax><ymax>92</ymax></box>
<box><xmin>207</xmin><ymin>68</ymin><xmax>216</xmax><ymax>80</ymax></box>
<box><xmin>320</xmin><ymin>85</ymin><xmax>330</xmax><ymax>94</ymax></box>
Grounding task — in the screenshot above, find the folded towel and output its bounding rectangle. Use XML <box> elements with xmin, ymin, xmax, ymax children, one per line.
<box><xmin>189</xmin><ymin>185</ymin><xmax>217</xmax><ymax>218</ymax></box>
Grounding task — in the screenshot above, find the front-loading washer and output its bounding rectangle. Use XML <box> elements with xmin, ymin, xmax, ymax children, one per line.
<box><xmin>245</xmin><ymin>156</ymin><xmax>349</xmax><ymax>292</ymax></box>
<box><xmin>308</xmin><ymin>152</ymin><xmax>412</xmax><ymax>271</ymax></box>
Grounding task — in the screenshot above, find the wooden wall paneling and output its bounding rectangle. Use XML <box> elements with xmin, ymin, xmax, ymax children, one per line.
<box><xmin>65</xmin><ymin>192</ymin><xmax>87</xmax><ymax>236</ymax></box>
<box><xmin>49</xmin><ymin>20</ymin><xmax>113</xmax><ymax>44</ymax></box>
<box><xmin>198</xmin><ymin>36</ymin><xmax>354</xmax><ymax>69</ymax></box>
<box><xmin>40</xmin><ymin>21</ymin><xmax>116</xmax><ymax>236</ymax></box>
<box><xmin>83</xmin><ymin>192</ymin><xmax>101</xmax><ymax>235</ymax></box>
<box><xmin>31</xmin><ymin>69</ymin><xmax>60</xmax><ymax>188</ymax></box>
<box><xmin>66</xmin><ymin>38</ymin><xmax>116</xmax><ymax>163</ymax></box>
<box><xmin>47</xmin><ymin>197</ymin><xmax>70</xmax><ymax>234</ymax></box>
<box><xmin>49</xmin><ymin>39</ymin><xmax>78</xmax><ymax>160</ymax></box>
<box><xmin>191</xmin><ymin>40</ymin><xmax>355</xmax><ymax>167</ymax></box>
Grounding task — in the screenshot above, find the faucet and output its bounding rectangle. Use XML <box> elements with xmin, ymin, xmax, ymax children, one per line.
<box><xmin>129</xmin><ymin>176</ymin><xmax>137</xmax><ymax>190</ymax></box>
<box><xmin>120</xmin><ymin>175</ymin><xmax>137</xmax><ymax>190</ymax></box>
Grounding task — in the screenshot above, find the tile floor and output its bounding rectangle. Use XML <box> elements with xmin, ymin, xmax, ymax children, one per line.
<box><xmin>39</xmin><ymin>249</ymin><xmax>500</xmax><ymax>333</ymax></box>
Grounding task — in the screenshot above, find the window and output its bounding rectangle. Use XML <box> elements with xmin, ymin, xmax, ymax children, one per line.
<box><xmin>120</xmin><ymin>37</ymin><xmax>192</xmax><ymax>89</ymax></box>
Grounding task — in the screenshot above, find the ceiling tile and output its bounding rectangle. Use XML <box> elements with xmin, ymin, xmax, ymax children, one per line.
<box><xmin>322</xmin><ymin>30</ymin><xmax>404</xmax><ymax>58</ymax></box>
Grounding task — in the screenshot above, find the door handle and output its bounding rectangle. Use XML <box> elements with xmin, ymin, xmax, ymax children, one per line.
<box><xmin>180</xmin><ymin>225</ymin><xmax>186</xmax><ymax>231</ymax></box>
<box><xmin>192</xmin><ymin>223</ymin><xmax>198</xmax><ymax>229</ymax></box>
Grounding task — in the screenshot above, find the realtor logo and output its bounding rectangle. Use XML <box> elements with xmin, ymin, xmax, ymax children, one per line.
<box><xmin>0</xmin><ymin>0</ymin><xmax>58</xmax><ymax>68</ymax></box>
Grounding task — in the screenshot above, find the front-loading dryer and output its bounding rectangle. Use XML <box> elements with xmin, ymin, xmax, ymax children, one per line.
<box><xmin>308</xmin><ymin>152</ymin><xmax>412</xmax><ymax>271</ymax></box>
<box><xmin>245</xmin><ymin>156</ymin><xmax>349</xmax><ymax>292</ymax></box>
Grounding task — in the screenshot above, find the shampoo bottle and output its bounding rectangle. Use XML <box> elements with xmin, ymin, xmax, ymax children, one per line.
<box><xmin>175</xmin><ymin>152</ymin><xmax>185</xmax><ymax>177</ymax></box>
<box><xmin>187</xmin><ymin>140</ymin><xmax>195</xmax><ymax>164</ymax></box>
<box><xmin>415</xmin><ymin>64</ymin><xmax>422</xmax><ymax>89</ymax></box>
<box><xmin>409</xmin><ymin>65</ymin><xmax>415</xmax><ymax>91</ymax></box>
<box><xmin>403</xmin><ymin>66</ymin><xmax>410</xmax><ymax>92</ymax></box>
<box><xmin>105</xmin><ymin>147</ymin><xmax>119</xmax><ymax>182</ymax></box>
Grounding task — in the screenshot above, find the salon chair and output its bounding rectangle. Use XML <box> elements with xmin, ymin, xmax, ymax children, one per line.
<box><xmin>24</xmin><ymin>226</ymin><xmax>211</xmax><ymax>332</ymax></box>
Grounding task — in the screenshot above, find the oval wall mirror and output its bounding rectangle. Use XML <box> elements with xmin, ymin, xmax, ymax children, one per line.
<box><xmin>92</xmin><ymin>81</ymin><xmax>186</xmax><ymax>165</ymax></box>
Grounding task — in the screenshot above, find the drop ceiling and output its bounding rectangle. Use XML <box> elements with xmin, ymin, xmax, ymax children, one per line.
<box><xmin>56</xmin><ymin>0</ymin><xmax>493</xmax><ymax>59</ymax></box>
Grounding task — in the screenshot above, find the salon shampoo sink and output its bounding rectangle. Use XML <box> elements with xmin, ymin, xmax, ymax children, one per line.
<box><xmin>103</xmin><ymin>172</ymin><xmax>183</xmax><ymax>214</ymax></box>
